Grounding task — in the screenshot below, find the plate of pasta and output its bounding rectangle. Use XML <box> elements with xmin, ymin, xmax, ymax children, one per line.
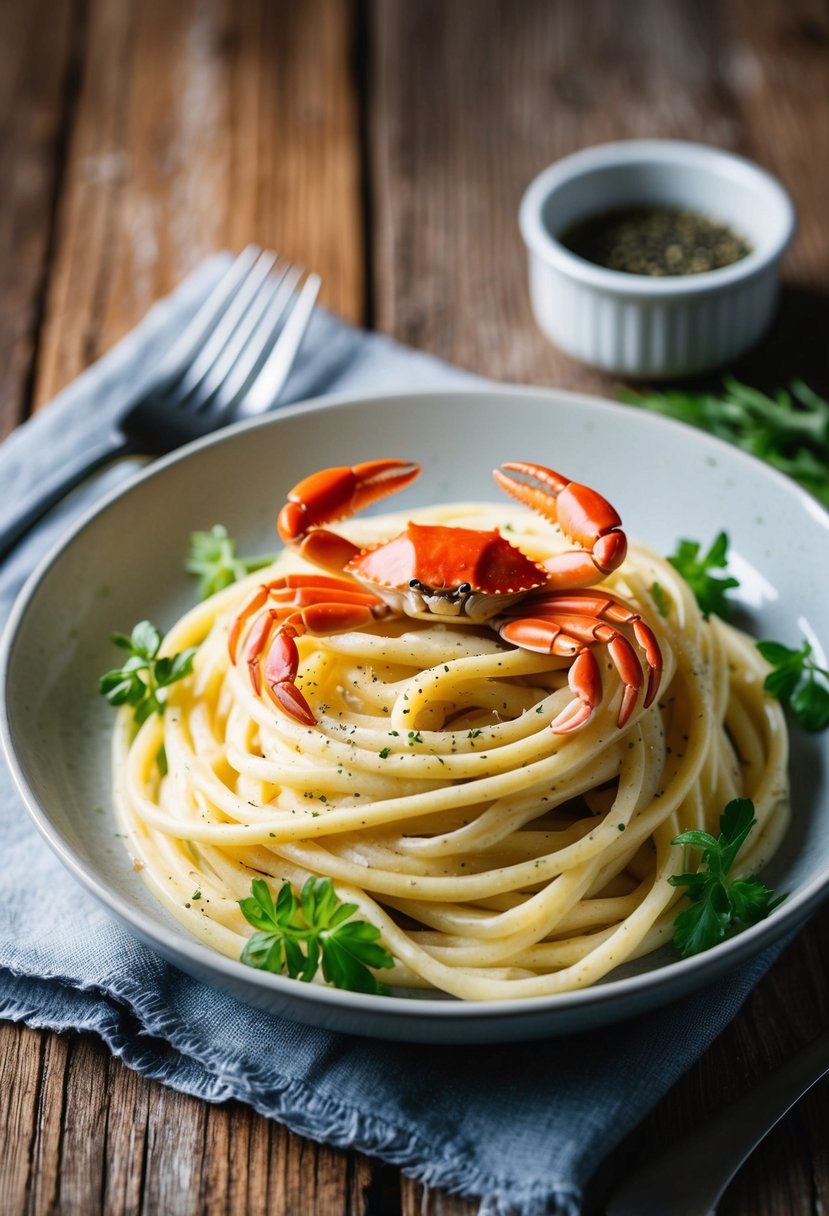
<box><xmin>2</xmin><ymin>385</ymin><xmax>829</xmax><ymax>1042</ymax></box>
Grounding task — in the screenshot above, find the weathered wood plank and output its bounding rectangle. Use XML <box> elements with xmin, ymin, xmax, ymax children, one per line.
<box><xmin>32</xmin><ymin>0</ymin><xmax>364</xmax><ymax>413</ymax></box>
<box><xmin>0</xmin><ymin>1023</ymin><xmax>43</xmax><ymax>1215</ymax></box>
<box><xmin>101</xmin><ymin>1046</ymin><xmax>151</xmax><ymax>1216</ymax></box>
<box><xmin>727</xmin><ymin>0</ymin><xmax>829</xmax><ymax>395</ymax></box>
<box><xmin>0</xmin><ymin>0</ymin><xmax>76</xmax><ymax>437</ymax></box>
<box><xmin>55</xmin><ymin>1035</ymin><xmax>109</xmax><ymax>1212</ymax></box>
<box><xmin>731</xmin><ymin>0</ymin><xmax>829</xmax><ymax>290</ymax></box>
<box><xmin>27</xmin><ymin>1030</ymin><xmax>71</xmax><ymax>1215</ymax></box>
<box><xmin>369</xmin><ymin>0</ymin><xmax>750</xmax><ymax>392</ymax></box>
<box><xmin>369</xmin><ymin>0</ymin><xmax>828</xmax><ymax>396</ymax></box>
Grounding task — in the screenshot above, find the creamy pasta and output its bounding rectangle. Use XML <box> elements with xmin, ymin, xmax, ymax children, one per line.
<box><xmin>112</xmin><ymin>502</ymin><xmax>789</xmax><ymax>1000</ymax></box>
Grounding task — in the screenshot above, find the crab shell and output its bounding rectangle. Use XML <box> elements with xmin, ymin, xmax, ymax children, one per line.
<box><xmin>344</xmin><ymin>522</ymin><xmax>548</xmax><ymax>621</ymax></box>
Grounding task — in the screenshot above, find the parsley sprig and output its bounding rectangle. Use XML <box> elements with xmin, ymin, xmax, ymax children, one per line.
<box><xmin>98</xmin><ymin>621</ymin><xmax>196</xmax><ymax>724</ymax></box>
<box><xmin>238</xmin><ymin>876</ymin><xmax>395</xmax><ymax>994</ymax></box>
<box><xmin>757</xmin><ymin>639</ymin><xmax>829</xmax><ymax>732</ymax></box>
<box><xmin>621</xmin><ymin>378</ymin><xmax>829</xmax><ymax>507</ymax></box>
<box><xmin>669</xmin><ymin>798</ymin><xmax>783</xmax><ymax>958</ymax></box>
<box><xmin>659</xmin><ymin>536</ymin><xmax>829</xmax><ymax>732</ymax></box>
<box><xmin>186</xmin><ymin>525</ymin><xmax>276</xmax><ymax>599</ymax></box>
<box><xmin>665</xmin><ymin>532</ymin><xmax>740</xmax><ymax>619</ymax></box>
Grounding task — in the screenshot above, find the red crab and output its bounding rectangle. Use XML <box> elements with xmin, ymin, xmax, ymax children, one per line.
<box><xmin>228</xmin><ymin>459</ymin><xmax>662</xmax><ymax>734</ymax></box>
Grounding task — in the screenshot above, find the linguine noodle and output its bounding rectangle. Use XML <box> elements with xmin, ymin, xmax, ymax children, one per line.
<box><xmin>112</xmin><ymin>503</ymin><xmax>789</xmax><ymax>1000</ymax></box>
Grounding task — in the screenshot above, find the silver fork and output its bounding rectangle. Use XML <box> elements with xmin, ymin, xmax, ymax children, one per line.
<box><xmin>0</xmin><ymin>246</ymin><xmax>320</xmax><ymax>560</ymax></box>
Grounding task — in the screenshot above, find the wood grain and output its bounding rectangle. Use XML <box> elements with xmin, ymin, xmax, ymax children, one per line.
<box><xmin>0</xmin><ymin>0</ymin><xmax>77</xmax><ymax>438</ymax></box>
<box><xmin>32</xmin><ymin>0</ymin><xmax>365</xmax><ymax>413</ymax></box>
<box><xmin>369</xmin><ymin>0</ymin><xmax>752</xmax><ymax>390</ymax></box>
<box><xmin>2</xmin><ymin>0</ymin><xmax>829</xmax><ymax>1214</ymax></box>
<box><xmin>369</xmin><ymin>0</ymin><xmax>829</xmax><ymax>396</ymax></box>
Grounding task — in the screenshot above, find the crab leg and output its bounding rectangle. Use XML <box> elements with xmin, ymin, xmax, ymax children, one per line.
<box><xmin>493</xmin><ymin>461</ymin><xmax>627</xmax><ymax>588</ymax></box>
<box><xmin>524</xmin><ymin>589</ymin><xmax>663</xmax><ymax>708</ymax></box>
<box><xmin>228</xmin><ymin>575</ymin><xmax>389</xmax><ymax>724</ymax></box>
<box><xmin>228</xmin><ymin>574</ymin><xmax>382</xmax><ymax>660</ymax></box>
<box><xmin>244</xmin><ymin>600</ymin><xmax>388</xmax><ymax>725</ymax></box>
<box><xmin>277</xmin><ymin>459</ymin><xmax>421</xmax><ymax>575</ymax></box>
<box><xmin>499</xmin><ymin>613</ymin><xmax>643</xmax><ymax>731</ymax></box>
<box><xmin>551</xmin><ymin>651</ymin><xmax>604</xmax><ymax>734</ymax></box>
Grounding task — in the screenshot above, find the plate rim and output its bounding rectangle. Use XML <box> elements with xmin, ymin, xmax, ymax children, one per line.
<box><xmin>2</xmin><ymin>382</ymin><xmax>828</xmax><ymax>1030</ymax></box>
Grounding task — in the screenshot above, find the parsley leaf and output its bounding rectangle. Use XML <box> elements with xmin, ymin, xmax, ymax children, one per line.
<box><xmin>666</xmin><ymin>531</ymin><xmax>740</xmax><ymax>619</ymax></box>
<box><xmin>185</xmin><ymin>524</ymin><xmax>276</xmax><ymax>599</ymax></box>
<box><xmin>757</xmin><ymin>639</ymin><xmax>829</xmax><ymax>732</ymax></box>
<box><xmin>99</xmin><ymin>621</ymin><xmax>196</xmax><ymax>724</ymax></box>
<box><xmin>621</xmin><ymin>378</ymin><xmax>829</xmax><ymax>508</ymax></box>
<box><xmin>238</xmin><ymin>876</ymin><xmax>394</xmax><ymax>994</ymax></box>
<box><xmin>669</xmin><ymin>798</ymin><xmax>783</xmax><ymax>958</ymax></box>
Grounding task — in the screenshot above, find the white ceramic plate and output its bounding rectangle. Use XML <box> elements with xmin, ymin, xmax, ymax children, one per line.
<box><xmin>2</xmin><ymin>386</ymin><xmax>828</xmax><ymax>1043</ymax></box>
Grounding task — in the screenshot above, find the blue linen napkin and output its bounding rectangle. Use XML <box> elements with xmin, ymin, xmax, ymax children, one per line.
<box><xmin>0</xmin><ymin>260</ymin><xmax>780</xmax><ymax>1216</ymax></box>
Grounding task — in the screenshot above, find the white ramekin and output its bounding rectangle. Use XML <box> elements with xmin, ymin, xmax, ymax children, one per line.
<box><xmin>519</xmin><ymin>140</ymin><xmax>796</xmax><ymax>379</ymax></box>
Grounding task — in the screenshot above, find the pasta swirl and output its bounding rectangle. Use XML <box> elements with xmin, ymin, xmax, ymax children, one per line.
<box><xmin>113</xmin><ymin>504</ymin><xmax>789</xmax><ymax>1000</ymax></box>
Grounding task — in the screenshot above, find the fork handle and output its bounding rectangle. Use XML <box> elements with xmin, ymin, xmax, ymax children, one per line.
<box><xmin>0</xmin><ymin>432</ymin><xmax>134</xmax><ymax>562</ymax></box>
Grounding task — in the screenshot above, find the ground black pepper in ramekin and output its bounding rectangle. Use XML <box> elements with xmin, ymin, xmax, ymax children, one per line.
<box><xmin>561</xmin><ymin>205</ymin><xmax>752</xmax><ymax>276</ymax></box>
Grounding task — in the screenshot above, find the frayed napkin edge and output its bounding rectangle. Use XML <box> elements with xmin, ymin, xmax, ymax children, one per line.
<box><xmin>0</xmin><ymin>967</ymin><xmax>582</xmax><ymax>1216</ymax></box>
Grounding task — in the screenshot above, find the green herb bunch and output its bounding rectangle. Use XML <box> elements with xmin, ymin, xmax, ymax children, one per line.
<box><xmin>669</xmin><ymin>798</ymin><xmax>783</xmax><ymax>958</ymax></box>
<box><xmin>663</xmin><ymin>531</ymin><xmax>740</xmax><ymax>619</ymax></box>
<box><xmin>757</xmin><ymin>640</ymin><xmax>829</xmax><ymax>733</ymax></box>
<box><xmin>98</xmin><ymin>621</ymin><xmax>196</xmax><ymax>724</ymax></box>
<box><xmin>186</xmin><ymin>525</ymin><xmax>276</xmax><ymax>599</ymax></box>
<box><xmin>656</xmin><ymin>532</ymin><xmax>829</xmax><ymax>734</ymax></box>
<box><xmin>622</xmin><ymin>378</ymin><xmax>829</xmax><ymax>507</ymax></box>
<box><xmin>238</xmin><ymin>876</ymin><xmax>395</xmax><ymax>994</ymax></box>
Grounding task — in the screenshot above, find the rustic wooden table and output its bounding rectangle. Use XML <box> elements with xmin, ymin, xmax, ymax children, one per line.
<box><xmin>2</xmin><ymin>1</ymin><xmax>829</xmax><ymax>1212</ymax></box>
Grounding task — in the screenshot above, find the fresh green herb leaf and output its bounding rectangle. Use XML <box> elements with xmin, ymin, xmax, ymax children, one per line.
<box><xmin>185</xmin><ymin>524</ymin><xmax>276</xmax><ymax>599</ymax></box>
<box><xmin>467</xmin><ymin>729</ymin><xmax>483</xmax><ymax>739</ymax></box>
<box><xmin>757</xmin><ymin>638</ymin><xmax>829</xmax><ymax>732</ymax></box>
<box><xmin>669</xmin><ymin>798</ymin><xmax>783</xmax><ymax>957</ymax></box>
<box><xmin>99</xmin><ymin>620</ymin><xmax>196</xmax><ymax>724</ymax></box>
<box><xmin>666</xmin><ymin>532</ymin><xmax>740</xmax><ymax>619</ymax></box>
<box><xmin>378</xmin><ymin>746</ymin><xmax>391</xmax><ymax>759</ymax></box>
<box><xmin>407</xmin><ymin>731</ymin><xmax>423</xmax><ymax>745</ymax></box>
<box><xmin>238</xmin><ymin>876</ymin><xmax>394</xmax><ymax>994</ymax></box>
<box><xmin>620</xmin><ymin>378</ymin><xmax>829</xmax><ymax>508</ymax></box>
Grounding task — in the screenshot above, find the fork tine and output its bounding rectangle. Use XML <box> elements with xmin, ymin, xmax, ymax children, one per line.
<box><xmin>209</xmin><ymin>262</ymin><xmax>303</xmax><ymax>411</ymax></box>
<box><xmin>188</xmin><ymin>262</ymin><xmax>294</xmax><ymax>409</ymax></box>
<box><xmin>173</xmin><ymin>249</ymin><xmax>278</xmax><ymax>397</ymax></box>
<box><xmin>234</xmin><ymin>272</ymin><xmax>322</xmax><ymax>417</ymax></box>
<box><xmin>155</xmin><ymin>245</ymin><xmax>261</xmax><ymax>380</ymax></box>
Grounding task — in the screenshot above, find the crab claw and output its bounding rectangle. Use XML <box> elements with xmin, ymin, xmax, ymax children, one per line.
<box><xmin>550</xmin><ymin>650</ymin><xmax>602</xmax><ymax>733</ymax></box>
<box><xmin>263</xmin><ymin>629</ymin><xmax>317</xmax><ymax>726</ymax></box>
<box><xmin>278</xmin><ymin>459</ymin><xmax>421</xmax><ymax>545</ymax></box>
<box><xmin>242</xmin><ymin>601</ymin><xmax>385</xmax><ymax>726</ymax></box>
<box><xmin>493</xmin><ymin>461</ymin><xmax>627</xmax><ymax>588</ymax></box>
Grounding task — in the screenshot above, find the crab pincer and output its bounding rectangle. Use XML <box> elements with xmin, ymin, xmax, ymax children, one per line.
<box><xmin>277</xmin><ymin>459</ymin><xmax>421</xmax><ymax>573</ymax></box>
<box><xmin>493</xmin><ymin>461</ymin><xmax>628</xmax><ymax>587</ymax></box>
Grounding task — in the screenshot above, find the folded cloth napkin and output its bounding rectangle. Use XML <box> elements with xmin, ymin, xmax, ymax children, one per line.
<box><xmin>0</xmin><ymin>259</ymin><xmax>781</xmax><ymax>1216</ymax></box>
